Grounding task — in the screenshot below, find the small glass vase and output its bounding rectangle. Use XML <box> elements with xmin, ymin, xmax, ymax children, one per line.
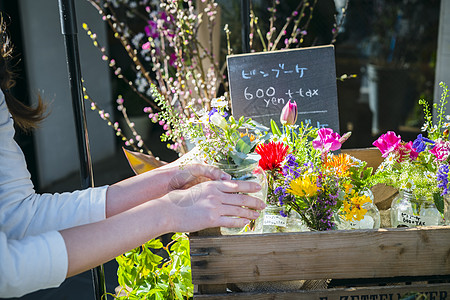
<box><xmin>336</xmin><ymin>189</ymin><xmax>381</xmax><ymax>230</ymax></box>
<box><xmin>213</xmin><ymin>158</ymin><xmax>267</xmax><ymax>235</ymax></box>
<box><xmin>390</xmin><ymin>190</ymin><xmax>444</xmax><ymax>228</ymax></box>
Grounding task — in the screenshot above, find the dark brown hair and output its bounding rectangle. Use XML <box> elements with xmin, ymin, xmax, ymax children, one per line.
<box><xmin>1</xmin><ymin>15</ymin><xmax>47</xmax><ymax>131</ymax></box>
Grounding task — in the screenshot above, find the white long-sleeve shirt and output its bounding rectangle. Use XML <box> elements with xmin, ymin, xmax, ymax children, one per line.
<box><xmin>0</xmin><ymin>91</ymin><xmax>108</xmax><ymax>298</ymax></box>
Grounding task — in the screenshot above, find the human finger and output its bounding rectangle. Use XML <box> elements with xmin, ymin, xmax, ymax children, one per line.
<box><xmin>167</xmin><ymin>164</ymin><xmax>230</xmax><ymax>191</ymax></box>
<box><xmin>221</xmin><ymin>193</ymin><xmax>266</xmax><ymax>210</ymax></box>
<box><xmin>184</xmin><ymin>163</ymin><xmax>231</xmax><ymax>181</ymax></box>
<box><xmin>217</xmin><ymin>216</ymin><xmax>252</xmax><ymax>228</ymax></box>
<box><xmin>220</xmin><ymin>204</ymin><xmax>261</xmax><ymax>220</ymax></box>
<box><xmin>216</xmin><ymin>180</ymin><xmax>262</xmax><ymax>194</ymax></box>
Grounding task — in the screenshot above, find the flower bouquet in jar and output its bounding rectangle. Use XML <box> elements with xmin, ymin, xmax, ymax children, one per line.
<box><xmin>372</xmin><ymin>82</ymin><xmax>450</xmax><ymax>227</ymax></box>
<box><xmin>255</xmin><ymin>100</ymin><xmax>379</xmax><ymax>232</ymax></box>
<box><xmin>181</xmin><ymin>95</ymin><xmax>270</xmax><ymax>234</ymax></box>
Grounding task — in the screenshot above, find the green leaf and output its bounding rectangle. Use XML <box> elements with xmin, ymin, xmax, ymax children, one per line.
<box><xmin>229</xmin><ymin>151</ymin><xmax>244</xmax><ymax>165</ymax></box>
<box><xmin>146</xmin><ymin>239</ymin><xmax>164</xmax><ymax>249</ymax></box>
<box><xmin>434</xmin><ymin>193</ymin><xmax>445</xmax><ymax>214</ymax></box>
<box><xmin>235</xmin><ymin>136</ymin><xmax>252</xmax><ymax>154</ymax></box>
<box><xmin>174</xmin><ymin>284</ymin><xmax>184</xmax><ymax>300</ymax></box>
<box><xmin>271</xmin><ymin>119</ymin><xmax>282</xmax><ymax>136</ymax></box>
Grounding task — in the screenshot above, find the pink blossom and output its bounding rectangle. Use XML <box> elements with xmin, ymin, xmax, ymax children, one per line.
<box><xmin>430</xmin><ymin>139</ymin><xmax>450</xmax><ymax>162</ymax></box>
<box><xmin>396</xmin><ymin>141</ymin><xmax>419</xmax><ymax>162</ymax></box>
<box><xmin>312</xmin><ymin>128</ymin><xmax>342</xmax><ymax>152</ymax></box>
<box><xmin>280</xmin><ymin>100</ymin><xmax>297</xmax><ymax>125</ymax></box>
<box><xmin>142</xmin><ymin>42</ymin><xmax>151</xmax><ymax>50</ymax></box>
<box><xmin>372</xmin><ymin>131</ymin><xmax>402</xmax><ymax>158</ymax></box>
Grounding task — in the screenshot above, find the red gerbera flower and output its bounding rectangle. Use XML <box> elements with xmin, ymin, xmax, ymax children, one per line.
<box><xmin>255</xmin><ymin>142</ymin><xmax>289</xmax><ymax>171</ymax></box>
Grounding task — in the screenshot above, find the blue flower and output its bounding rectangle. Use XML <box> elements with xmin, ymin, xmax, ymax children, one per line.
<box><xmin>437</xmin><ymin>164</ymin><xmax>449</xmax><ymax>195</ymax></box>
<box><xmin>412</xmin><ymin>134</ymin><xmax>435</xmax><ymax>153</ymax></box>
<box><xmin>282</xmin><ymin>154</ymin><xmax>301</xmax><ymax>179</ymax></box>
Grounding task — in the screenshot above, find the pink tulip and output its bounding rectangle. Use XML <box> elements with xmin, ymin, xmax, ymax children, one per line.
<box><xmin>372</xmin><ymin>131</ymin><xmax>401</xmax><ymax>158</ymax></box>
<box><xmin>280</xmin><ymin>100</ymin><xmax>298</xmax><ymax>125</ymax></box>
<box><xmin>312</xmin><ymin>128</ymin><xmax>342</xmax><ymax>152</ymax></box>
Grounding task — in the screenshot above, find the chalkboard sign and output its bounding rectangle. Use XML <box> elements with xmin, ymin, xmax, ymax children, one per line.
<box><xmin>227</xmin><ymin>45</ymin><xmax>339</xmax><ymax>133</ymax></box>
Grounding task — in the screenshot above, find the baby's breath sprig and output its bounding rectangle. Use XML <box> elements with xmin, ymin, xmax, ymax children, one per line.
<box><xmin>149</xmin><ymin>84</ymin><xmax>188</xmax><ymax>154</ymax></box>
<box><xmin>83</xmin><ymin>87</ymin><xmax>152</xmax><ymax>154</ymax></box>
<box><xmin>82</xmin><ymin>22</ymin><xmax>158</xmax><ymax>110</ymax></box>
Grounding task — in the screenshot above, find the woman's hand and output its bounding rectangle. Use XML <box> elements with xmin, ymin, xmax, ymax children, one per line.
<box><xmin>161</xmin><ymin>162</ymin><xmax>231</xmax><ymax>191</ymax></box>
<box><xmin>105</xmin><ymin>163</ymin><xmax>231</xmax><ymax>217</ymax></box>
<box><xmin>162</xmin><ymin>179</ymin><xmax>265</xmax><ymax>233</ymax></box>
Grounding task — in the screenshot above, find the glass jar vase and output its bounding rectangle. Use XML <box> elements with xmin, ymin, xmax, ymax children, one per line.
<box><xmin>390</xmin><ymin>190</ymin><xmax>444</xmax><ymax>228</ymax></box>
<box><xmin>213</xmin><ymin>158</ymin><xmax>267</xmax><ymax>235</ymax></box>
<box><xmin>336</xmin><ymin>189</ymin><xmax>381</xmax><ymax>230</ymax></box>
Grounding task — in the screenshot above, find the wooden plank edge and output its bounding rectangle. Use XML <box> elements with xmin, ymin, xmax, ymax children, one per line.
<box><xmin>193</xmin><ymin>282</ymin><xmax>450</xmax><ymax>299</ymax></box>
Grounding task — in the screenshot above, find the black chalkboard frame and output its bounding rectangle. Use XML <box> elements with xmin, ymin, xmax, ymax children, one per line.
<box><xmin>227</xmin><ymin>45</ymin><xmax>340</xmax><ymax>133</ymax></box>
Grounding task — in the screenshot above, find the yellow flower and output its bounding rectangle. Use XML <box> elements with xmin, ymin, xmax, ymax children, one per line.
<box><xmin>342</xmin><ymin>192</ymin><xmax>371</xmax><ymax>221</ymax></box>
<box><xmin>353</xmin><ymin>206</ymin><xmax>368</xmax><ymax>221</ymax></box>
<box><xmin>343</xmin><ymin>182</ymin><xmax>353</xmax><ymax>194</ymax></box>
<box><xmin>287</xmin><ymin>175</ymin><xmax>321</xmax><ymax>198</ymax></box>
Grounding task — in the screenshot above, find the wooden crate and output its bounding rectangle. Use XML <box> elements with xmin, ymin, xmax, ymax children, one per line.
<box><xmin>190</xmin><ymin>149</ymin><xmax>450</xmax><ymax>298</ymax></box>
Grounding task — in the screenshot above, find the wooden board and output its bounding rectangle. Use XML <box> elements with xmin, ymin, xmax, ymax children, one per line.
<box><xmin>190</xmin><ymin>226</ymin><xmax>450</xmax><ymax>285</ymax></box>
<box><xmin>341</xmin><ymin>148</ymin><xmax>384</xmax><ymax>171</ymax></box>
<box><xmin>194</xmin><ymin>283</ymin><xmax>450</xmax><ymax>299</ymax></box>
<box><xmin>227</xmin><ymin>45</ymin><xmax>339</xmax><ymax>131</ymax></box>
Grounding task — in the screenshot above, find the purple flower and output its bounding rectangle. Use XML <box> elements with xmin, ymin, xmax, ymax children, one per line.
<box><xmin>208</xmin><ymin>108</ymin><xmax>218</xmax><ymax>121</ymax></box>
<box><xmin>274</xmin><ymin>186</ymin><xmax>287</xmax><ymax>205</ymax></box>
<box><xmin>412</xmin><ymin>134</ymin><xmax>435</xmax><ymax>153</ymax></box>
<box><xmin>437</xmin><ymin>164</ymin><xmax>449</xmax><ymax>195</ymax></box>
<box><xmin>282</xmin><ymin>154</ymin><xmax>301</xmax><ymax>179</ymax></box>
<box><xmin>145</xmin><ymin>20</ymin><xmax>159</xmax><ymax>38</ymax></box>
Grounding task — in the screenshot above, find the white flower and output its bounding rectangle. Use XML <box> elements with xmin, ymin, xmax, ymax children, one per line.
<box><xmin>400</xmin><ymin>180</ymin><xmax>416</xmax><ymax>191</ymax></box>
<box><xmin>211</xmin><ymin>96</ymin><xmax>228</xmax><ymax>109</ymax></box>
<box><xmin>421</xmin><ymin>123</ymin><xmax>428</xmax><ymax>132</ymax></box>
<box><xmin>209</xmin><ymin>112</ymin><xmax>227</xmax><ymax>130</ymax></box>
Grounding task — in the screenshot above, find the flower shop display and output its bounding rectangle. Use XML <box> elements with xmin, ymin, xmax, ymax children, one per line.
<box><xmin>81</xmin><ymin>1</ymin><xmax>354</xmax><ymax>297</ymax></box>
<box><xmin>372</xmin><ymin>82</ymin><xmax>450</xmax><ymax>228</ymax></box>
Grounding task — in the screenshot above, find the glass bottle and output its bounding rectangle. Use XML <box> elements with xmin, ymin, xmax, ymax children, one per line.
<box><xmin>336</xmin><ymin>188</ymin><xmax>381</xmax><ymax>230</ymax></box>
<box><xmin>213</xmin><ymin>158</ymin><xmax>267</xmax><ymax>235</ymax></box>
<box><xmin>390</xmin><ymin>190</ymin><xmax>444</xmax><ymax>228</ymax></box>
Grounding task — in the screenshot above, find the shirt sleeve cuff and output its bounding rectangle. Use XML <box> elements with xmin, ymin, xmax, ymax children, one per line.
<box><xmin>0</xmin><ymin>231</ymin><xmax>68</xmax><ymax>298</ymax></box>
<box><xmin>88</xmin><ymin>185</ymin><xmax>108</xmax><ymax>222</ymax></box>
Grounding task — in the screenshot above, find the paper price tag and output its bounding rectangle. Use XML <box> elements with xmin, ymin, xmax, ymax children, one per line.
<box><xmin>263</xmin><ymin>214</ymin><xmax>287</xmax><ymax>227</ymax></box>
<box><xmin>398</xmin><ymin>212</ymin><xmax>438</xmax><ymax>227</ymax></box>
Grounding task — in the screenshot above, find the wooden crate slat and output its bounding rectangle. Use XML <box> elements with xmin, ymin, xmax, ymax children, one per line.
<box><xmin>190</xmin><ymin>226</ymin><xmax>450</xmax><ymax>285</ymax></box>
<box><xmin>342</xmin><ymin>148</ymin><xmax>383</xmax><ymax>170</ymax></box>
<box><xmin>193</xmin><ymin>283</ymin><xmax>450</xmax><ymax>299</ymax></box>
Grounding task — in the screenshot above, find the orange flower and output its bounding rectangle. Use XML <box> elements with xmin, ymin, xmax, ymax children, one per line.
<box><xmin>323</xmin><ymin>153</ymin><xmax>355</xmax><ymax>178</ymax></box>
<box><xmin>240</xmin><ymin>132</ymin><xmax>256</xmax><ymax>142</ymax></box>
